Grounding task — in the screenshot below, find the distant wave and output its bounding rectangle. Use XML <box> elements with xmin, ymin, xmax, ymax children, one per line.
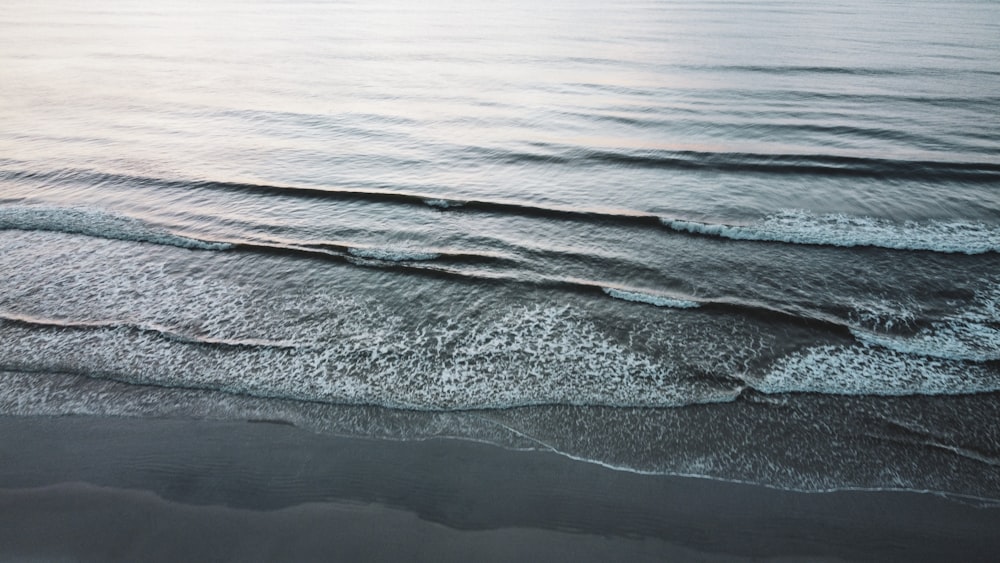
<box><xmin>681</xmin><ymin>64</ymin><xmax>1000</xmax><ymax>77</ymax></box>
<box><xmin>474</xmin><ymin>148</ymin><xmax>1000</xmax><ymax>182</ymax></box>
<box><xmin>0</xmin><ymin>206</ymin><xmax>230</xmax><ymax>250</ymax></box>
<box><xmin>663</xmin><ymin>210</ymin><xmax>1000</xmax><ymax>254</ymax></box>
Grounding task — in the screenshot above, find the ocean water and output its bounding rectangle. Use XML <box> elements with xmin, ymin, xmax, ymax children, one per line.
<box><xmin>2</xmin><ymin>0</ymin><xmax>999</xmax><ymax>500</ymax></box>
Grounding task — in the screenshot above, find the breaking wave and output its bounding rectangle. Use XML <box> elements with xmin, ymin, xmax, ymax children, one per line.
<box><xmin>347</xmin><ymin>247</ymin><xmax>441</xmax><ymax>262</ymax></box>
<box><xmin>0</xmin><ymin>206</ymin><xmax>230</xmax><ymax>250</ymax></box>
<box><xmin>662</xmin><ymin>209</ymin><xmax>1000</xmax><ymax>254</ymax></box>
<box><xmin>601</xmin><ymin>287</ymin><xmax>700</xmax><ymax>309</ymax></box>
<box><xmin>755</xmin><ymin>343</ymin><xmax>1000</xmax><ymax>396</ymax></box>
<box><xmin>849</xmin><ymin>284</ymin><xmax>1000</xmax><ymax>362</ymax></box>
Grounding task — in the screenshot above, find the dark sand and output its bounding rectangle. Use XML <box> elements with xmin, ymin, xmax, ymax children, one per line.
<box><xmin>1</xmin><ymin>415</ymin><xmax>998</xmax><ymax>562</ymax></box>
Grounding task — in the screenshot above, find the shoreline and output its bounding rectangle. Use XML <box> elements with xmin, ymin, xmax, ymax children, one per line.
<box><xmin>2</xmin><ymin>415</ymin><xmax>1000</xmax><ymax>561</ymax></box>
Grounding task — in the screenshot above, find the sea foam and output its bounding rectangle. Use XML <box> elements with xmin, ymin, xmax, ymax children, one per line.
<box><xmin>662</xmin><ymin>209</ymin><xmax>1000</xmax><ymax>254</ymax></box>
<box><xmin>0</xmin><ymin>234</ymin><xmax>757</xmax><ymax>410</ymax></box>
<box><xmin>0</xmin><ymin>302</ymin><xmax>743</xmax><ymax>410</ymax></box>
<box><xmin>602</xmin><ymin>287</ymin><xmax>700</xmax><ymax>309</ymax></box>
<box><xmin>756</xmin><ymin>343</ymin><xmax>1000</xmax><ymax>396</ymax></box>
<box><xmin>424</xmin><ymin>198</ymin><xmax>462</xmax><ymax>209</ymax></box>
<box><xmin>849</xmin><ymin>284</ymin><xmax>1000</xmax><ymax>362</ymax></box>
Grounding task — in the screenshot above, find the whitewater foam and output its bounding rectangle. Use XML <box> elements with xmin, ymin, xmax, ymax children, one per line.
<box><xmin>602</xmin><ymin>287</ymin><xmax>700</xmax><ymax>309</ymax></box>
<box><xmin>0</xmin><ymin>232</ymin><xmax>276</xmax><ymax>345</ymax></box>
<box><xmin>662</xmin><ymin>209</ymin><xmax>1000</xmax><ymax>254</ymax></box>
<box><xmin>0</xmin><ymin>206</ymin><xmax>230</xmax><ymax>250</ymax></box>
<box><xmin>3</xmin><ymin>228</ymin><xmax>995</xmax><ymax>411</ymax></box>
<box><xmin>0</xmin><ymin>302</ymin><xmax>748</xmax><ymax>409</ymax></box>
<box><xmin>756</xmin><ymin>343</ymin><xmax>1000</xmax><ymax>396</ymax></box>
<box><xmin>424</xmin><ymin>199</ymin><xmax>462</xmax><ymax>209</ymax></box>
<box><xmin>0</xmin><ymin>233</ymin><xmax>765</xmax><ymax>410</ymax></box>
<box><xmin>849</xmin><ymin>284</ymin><xmax>1000</xmax><ymax>362</ymax></box>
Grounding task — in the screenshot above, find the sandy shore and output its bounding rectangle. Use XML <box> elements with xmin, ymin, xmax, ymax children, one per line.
<box><xmin>1</xmin><ymin>415</ymin><xmax>998</xmax><ymax>562</ymax></box>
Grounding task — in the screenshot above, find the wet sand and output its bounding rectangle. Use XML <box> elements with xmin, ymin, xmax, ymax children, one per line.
<box><xmin>1</xmin><ymin>415</ymin><xmax>998</xmax><ymax>562</ymax></box>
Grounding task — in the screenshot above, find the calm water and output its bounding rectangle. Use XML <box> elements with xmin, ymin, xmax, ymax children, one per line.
<box><xmin>1</xmin><ymin>0</ymin><xmax>999</xmax><ymax>500</ymax></box>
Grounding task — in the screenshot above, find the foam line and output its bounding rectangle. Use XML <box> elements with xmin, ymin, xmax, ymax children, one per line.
<box><xmin>662</xmin><ymin>209</ymin><xmax>1000</xmax><ymax>254</ymax></box>
<box><xmin>601</xmin><ymin>287</ymin><xmax>700</xmax><ymax>309</ymax></box>
<box><xmin>756</xmin><ymin>343</ymin><xmax>1000</xmax><ymax>396</ymax></box>
<box><xmin>848</xmin><ymin>284</ymin><xmax>1000</xmax><ymax>362</ymax></box>
<box><xmin>347</xmin><ymin>247</ymin><xmax>441</xmax><ymax>262</ymax></box>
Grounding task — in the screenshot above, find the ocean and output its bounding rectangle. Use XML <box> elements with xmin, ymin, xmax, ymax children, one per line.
<box><xmin>1</xmin><ymin>0</ymin><xmax>999</xmax><ymax>503</ymax></box>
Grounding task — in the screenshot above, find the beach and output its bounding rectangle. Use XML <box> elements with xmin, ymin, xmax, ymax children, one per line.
<box><xmin>2</xmin><ymin>414</ymin><xmax>1000</xmax><ymax>562</ymax></box>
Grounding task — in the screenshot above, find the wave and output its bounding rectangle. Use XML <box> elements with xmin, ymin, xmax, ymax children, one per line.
<box><xmin>0</xmin><ymin>239</ymin><xmax>995</xmax><ymax>410</ymax></box>
<box><xmin>347</xmin><ymin>247</ymin><xmax>440</xmax><ymax>262</ymax></box>
<box><xmin>180</xmin><ymin>179</ymin><xmax>1000</xmax><ymax>257</ymax></box>
<box><xmin>0</xmin><ymin>216</ymin><xmax>506</xmax><ymax>272</ymax></box>
<box><xmin>228</xmin><ymin>239</ymin><xmax>511</xmax><ymax>277</ymax></box>
<box><xmin>475</xmin><ymin>148</ymin><xmax>1000</xmax><ymax>182</ymax></box>
<box><xmin>687</xmin><ymin>64</ymin><xmax>920</xmax><ymax>76</ymax></box>
<box><xmin>2</xmin><ymin>206</ymin><xmax>991</xmax><ymax>365</ymax></box>
<box><xmin>0</xmin><ymin>166</ymin><xmax>666</xmax><ymax>226</ymax></box>
<box><xmin>601</xmin><ymin>287</ymin><xmax>700</xmax><ymax>309</ymax></box>
<box><xmin>1</xmin><ymin>218</ymin><xmax>969</xmax><ymax>357</ymax></box>
<box><xmin>754</xmin><ymin>343</ymin><xmax>1000</xmax><ymax>397</ymax></box>
<box><xmin>6</xmin><ymin>200</ymin><xmax>994</xmax><ymax>261</ymax></box>
<box><xmin>0</xmin><ymin>302</ymin><xmax>749</xmax><ymax>410</ymax></box>
<box><xmin>4</xmin><ymin>307</ymin><xmax>997</xmax><ymax>412</ymax></box>
<box><xmin>144</xmin><ymin>180</ymin><xmax>1000</xmax><ymax>257</ymax></box>
<box><xmin>565</xmin><ymin>116</ymin><xmax>962</xmax><ymax>153</ymax></box>
<box><xmin>0</xmin><ymin>312</ymin><xmax>301</xmax><ymax>350</ymax></box>
<box><xmin>662</xmin><ymin>210</ymin><xmax>1000</xmax><ymax>254</ymax></box>
<box><xmin>848</xmin><ymin>284</ymin><xmax>1000</xmax><ymax>362</ymax></box>
<box><xmin>853</xmin><ymin>329</ymin><xmax>1000</xmax><ymax>363</ymax></box>
<box><xmin>7</xmin><ymin>167</ymin><xmax>998</xmax><ymax>256</ymax></box>
<box><xmin>0</xmin><ymin>206</ymin><xmax>230</xmax><ymax>251</ymax></box>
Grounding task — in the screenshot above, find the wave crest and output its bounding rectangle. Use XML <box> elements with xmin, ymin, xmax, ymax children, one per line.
<box><xmin>662</xmin><ymin>209</ymin><xmax>1000</xmax><ymax>254</ymax></box>
<box><xmin>602</xmin><ymin>287</ymin><xmax>700</xmax><ymax>309</ymax></box>
<box><xmin>0</xmin><ymin>206</ymin><xmax>230</xmax><ymax>250</ymax></box>
<box><xmin>347</xmin><ymin>247</ymin><xmax>441</xmax><ymax>262</ymax></box>
<box><xmin>755</xmin><ymin>343</ymin><xmax>1000</xmax><ymax>396</ymax></box>
<box><xmin>849</xmin><ymin>284</ymin><xmax>1000</xmax><ymax>362</ymax></box>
